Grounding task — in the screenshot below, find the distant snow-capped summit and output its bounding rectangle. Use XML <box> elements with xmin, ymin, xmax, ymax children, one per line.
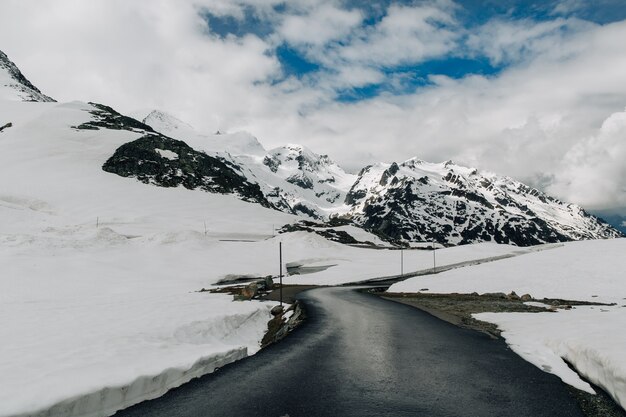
<box><xmin>0</xmin><ymin>50</ymin><xmax>55</xmax><ymax>102</ymax></box>
<box><xmin>140</xmin><ymin>109</ymin><xmax>266</xmax><ymax>157</ymax></box>
<box><xmin>340</xmin><ymin>158</ymin><xmax>621</xmax><ymax>246</ymax></box>
<box><xmin>263</xmin><ymin>144</ymin><xmax>356</xmax><ymax>196</ymax></box>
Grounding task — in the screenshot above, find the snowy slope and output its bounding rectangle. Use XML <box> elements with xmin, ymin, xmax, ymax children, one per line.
<box><xmin>139</xmin><ymin>110</ymin><xmax>356</xmax><ymax>218</ymax></box>
<box><xmin>340</xmin><ymin>158</ymin><xmax>621</xmax><ymax>246</ymax></box>
<box><xmin>142</xmin><ymin>110</ymin><xmax>267</xmax><ymax>157</ymax></box>
<box><xmin>0</xmin><ymin>99</ymin><xmax>296</xmax><ymax>417</ymax></box>
<box><xmin>0</xmin><ymin>50</ymin><xmax>54</xmax><ymax>102</ymax></box>
<box><xmin>388</xmin><ymin>238</ymin><xmax>626</xmax><ymax>410</ymax></box>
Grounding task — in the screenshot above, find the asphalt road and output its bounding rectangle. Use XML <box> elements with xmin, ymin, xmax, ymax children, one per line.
<box><xmin>116</xmin><ymin>287</ymin><xmax>584</xmax><ymax>417</ymax></box>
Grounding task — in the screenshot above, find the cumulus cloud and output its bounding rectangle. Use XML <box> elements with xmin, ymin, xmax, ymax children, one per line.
<box><xmin>466</xmin><ymin>17</ymin><xmax>595</xmax><ymax>65</ymax></box>
<box><xmin>548</xmin><ymin>108</ymin><xmax>626</xmax><ymax>210</ymax></box>
<box><xmin>325</xmin><ymin>3</ymin><xmax>459</xmax><ymax>68</ymax></box>
<box><xmin>0</xmin><ymin>0</ymin><xmax>624</xmax><ymax>214</ymax></box>
<box><xmin>273</xmin><ymin>1</ymin><xmax>460</xmax><ymax>90</ymax></box>
<box><xmin>278</xmin><ymin>4</ymin><xmax>363</xmax><ymax>46</ymax></box>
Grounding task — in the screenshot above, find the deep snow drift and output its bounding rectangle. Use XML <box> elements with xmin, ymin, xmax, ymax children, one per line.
<box><xmin>389</xmin><ymin>238</ymin><xmax>626</xmax><ymax>410</ymax></box>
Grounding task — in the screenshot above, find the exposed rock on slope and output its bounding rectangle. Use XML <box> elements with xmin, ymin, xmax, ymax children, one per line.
<box><xmin>69</xmin><ymin>103</ymin><xmax>271</xmax><ymax>207</ymax></box>
<box><xmin>102</xmin><ymin>134</ymin><xmax>271</xmax><ymax>207</ymax></box>
<box><xmin>74</xmin><ymin>103</ymin><xmax>156</xmax><ymax>132</ymax></box>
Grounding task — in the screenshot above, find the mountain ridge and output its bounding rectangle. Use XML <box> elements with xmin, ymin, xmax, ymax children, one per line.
<box><xmin>133</xmin><ymin>108</ymin><xmax>621</xmax><ymax>246</ymax></box>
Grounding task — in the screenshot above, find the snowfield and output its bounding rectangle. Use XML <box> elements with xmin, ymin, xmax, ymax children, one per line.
<box><xmin>0</xmin><ymin>100</ymin><xmax>559</xmax><ymax>417</ymax></box>
<box><xmin>388</xmin><ymin>238</ymin><xmax>626</xmax><ymax>410</ymax></box>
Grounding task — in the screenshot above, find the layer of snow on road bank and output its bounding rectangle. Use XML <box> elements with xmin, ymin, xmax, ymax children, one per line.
<box><xmin>388</xmin><ymin>239</ymin><xmax>626</xmax><ymax>410</ymax></box>
<box><xmin>281</xmin><ymin>240</ymin><xmax>527</xmax><ymax>286</ymax></box>
<box><xmin>388</xmin><ymin>239</ymin><xmax>625</xmax><ymax>304</ymax></box>
<box><xmin>0</xmin><ymin>230</ymin><xmax>277</xmax><ymax>417</ymax></box>
<box><xmin>476</xmin><ymin>307</ymin><xmax>626</xmax><ymax>408</ymax></box>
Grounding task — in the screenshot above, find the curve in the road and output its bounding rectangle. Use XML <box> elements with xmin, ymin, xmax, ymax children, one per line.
<box><xmin>116</xmin><ymin>287</ymin><xmax>584</xmax><ymax>417</ymax></box>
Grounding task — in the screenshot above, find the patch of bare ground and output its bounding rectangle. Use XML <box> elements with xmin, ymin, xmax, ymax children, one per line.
<box><xmin>261</xmin><ymin>284</ymin><xmax>320</xmax><ymax>304</ymax></box>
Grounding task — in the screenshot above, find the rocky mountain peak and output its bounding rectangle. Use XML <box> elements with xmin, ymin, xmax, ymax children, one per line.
<box><xmin>0</xmin><ymin>50</ymin><xmax>55</xmax><ymax>102</ymax></box>
<box><xmin>263</xmin><ymin>144</ymin><xmax>352</xmax><ymax>189</ymax></box>
<box><xmin>341</xmin><ymin>157</ymin><xmax>622</xmax><ymax>246</ymax></box>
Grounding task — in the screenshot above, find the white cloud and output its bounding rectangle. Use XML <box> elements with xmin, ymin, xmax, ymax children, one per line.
<box><xmin>552</xmin><ymin>0</ymin><xmax>586</xmax><ymax>15</ymax></box>
<box><xmin>466</xmin><ymin>17</ymin><xmax>595</xmax><ymax>65</ymax></box>
<box><xmin>278</xmin><ymin>4</ymin><xmax>362</xmax><ymax>46</ymax></box>
<box><xmin>322</xmin><ymin>3</ymin><xmax>459</xmax><ymax>68</ymax></box>
<box><xmin>548</xmin><ymin>108</ymin><xmax>626</xmax><ymax>210</ymax></box>
<box><xmin>271</xmin><ymin>19</ymin><xmax>626</xmax><ymax>212</ymax></box>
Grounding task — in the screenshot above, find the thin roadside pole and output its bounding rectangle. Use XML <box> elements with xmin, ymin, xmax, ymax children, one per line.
<box><xmin>279</xmin><ymin>241</ymin><xmax>283</xmax><ymax>307</ymax></box>
<box><xmin>433</xmin><ymin>240</ymin><xmax>436</xmax><ymax>274</ymax></box>
<box><xmin>401</xmin><ymin>249</ymin><xmax>404</xmax><ymax>276</ymax></box>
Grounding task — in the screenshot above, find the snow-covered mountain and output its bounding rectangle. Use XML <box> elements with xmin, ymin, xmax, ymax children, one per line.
<box><xmin>262</xmin><ymin>144</ymin><xmax>356</xmax><ymax>206</ymax></box>
<box><xmin>339</xmin><ymin>158</ymin><xmax>621</xmax><ymax>246</ymax></box>
<box><xmin>141</xmin><ymin>110</ymin><xmax>267</xmax><ymax>157</ymax></box>
<box><xmin>137</xmin><ymin>113</ymin><xmax>356</xmax><ymax>218</ymax></box>
<box><xmin>135</xmin><ymin>109</ymin><xmax>620</xmax><ymax>246</ymax></box>
<box><xmin>0</xmin><ymin>50</ymin><xmax>55</xmax><ymax>102</ymax></box>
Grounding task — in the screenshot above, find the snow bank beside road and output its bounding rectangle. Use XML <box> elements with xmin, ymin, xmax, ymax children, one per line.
<box><xmin>280</xmin><ymin>238</ymin><xmax>526</xmax><ymax>286</ymax></box>
<box><xmin>15</xmin><ymin>348</ymin><xmax>247</xmax><ymax>417</ymax></box>
<box><xmin>476</xmin><ymin>307</ymin><xmax>626</xmax><ymax>409</ymax></box>
<box><xmin>388</xmin><ymin>239</ymin><xmax>626</xmax><ymax>304</ymax></box>
<box><xmin>0</xmin><ymin>270</ymin><xmax>272</xmax><ymax>417</ymax></box>
<box><xmin>388</xmin><ymin>239</ymin><xmax>626</xmax><ymax>410</ymax></box>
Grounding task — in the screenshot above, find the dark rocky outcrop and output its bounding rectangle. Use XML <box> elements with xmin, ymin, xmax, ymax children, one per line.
<box><xmin>74</xmin><ymin>103</ymin><xmax>156</xmax><ymax>132</ymax></box>
<box><xmin>102</xmin><ymin>134</ymin><xmax>272</xmax><ymax>207</ymax></box>
<box><xmin>286</xmin><ymin>173</ymin><xmax>314</xmax><ymax>189</ymax></box>
<box><xmin>261</xmin><ymin>301</ymin><xmax>305</xmax><ymax>348</ymax></box>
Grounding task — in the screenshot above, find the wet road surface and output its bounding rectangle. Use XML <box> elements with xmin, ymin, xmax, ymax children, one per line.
<box><xmin>116</xmin><ymin>287</ymin><xmax>584</xmax><ymax>417</ymax></box>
